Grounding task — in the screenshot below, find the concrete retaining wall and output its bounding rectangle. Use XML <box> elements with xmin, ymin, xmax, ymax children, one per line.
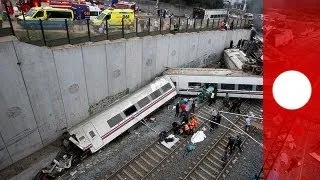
<box><xmin>0</xmin><ymin>29</ymin><xmax>250</xmax><ymax>170</ymax></box>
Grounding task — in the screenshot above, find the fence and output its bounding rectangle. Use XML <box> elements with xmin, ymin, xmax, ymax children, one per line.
<box><xmin>1</xmin><ymin>8</ymin><xmax>252</xmax><ymax>47</ymax></box>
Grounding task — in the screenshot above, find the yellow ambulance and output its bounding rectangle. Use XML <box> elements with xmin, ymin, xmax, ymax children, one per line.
<box><xmin>91</xmin><ymin>8</ymin><xmax>134</xmax><ymax>27</ymax></box>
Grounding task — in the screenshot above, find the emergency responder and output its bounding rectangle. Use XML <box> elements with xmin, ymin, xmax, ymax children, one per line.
<box><xmin>188</xmin><ymin>115</ymin><xmax>199</xmax><ymax>134</ymax></box>
<box><xmin>223</xmin><ymin>92</ymin><xmax>230</xmax><ymax>108</ymax></box>
<box><xmin>225</xmin><ymin>136</ymin><xmax>236</xmax><ymax>154</ymax></box>
<box><xmin>232</xmin><ymin>135</ymin><xmax>243</xmax><ymax>152</ymax></box>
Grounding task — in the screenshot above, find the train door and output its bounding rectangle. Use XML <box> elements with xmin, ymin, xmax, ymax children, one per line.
<box><xmin>170</xmin><ymin>76</ymin><xmax>178</xmax><ymax>91</ymax></box>
<box><xmin>82</xmin><ymin>123</ymin><xmax>103</xmax><ymax>151</ymax></box>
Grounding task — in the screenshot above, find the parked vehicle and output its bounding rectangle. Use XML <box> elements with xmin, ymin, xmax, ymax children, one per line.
<box><xmin>192</xmin><ymin>7</ymin><xmax>228</xmax><ymax>20</ymax></box>
<box><xmin>17</xmin><ymin>7</ymin><xmax>74</xmax><ymax>29</ymax></box>
<box><xmin>91</xmin><ymin>7</ymin><xmax>134</xmax><ymax>27</ymax></box>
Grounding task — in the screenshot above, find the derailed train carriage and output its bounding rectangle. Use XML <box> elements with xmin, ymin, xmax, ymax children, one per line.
<box><xmin>67</xmin><ymin>76</ymin><xmax>177</xmax><ymax>153</ymax></box>
<box><xmin>163</xmin><ymin>68</ymin><xmax>263</xmax><ymax>99</ymax></box>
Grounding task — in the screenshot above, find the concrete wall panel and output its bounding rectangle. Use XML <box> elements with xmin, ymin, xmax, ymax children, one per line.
<box><xmin>167</xmin><ymin>34</ymin><xmax>180</xmax><ymax>68</ymax></box>
<box><xmin>126</xmin><ymin>38</ymin><xmax>143</xmax><ymax>91</ymax></box>
<box><xmin>0</xmin><ymin>41</ymin><xmax>39</xmax><ymax>147</ymax></box>
<box><xmin>0</xmin><ymin>41</ymin><xmax>43</xmax><ymax>167</ymax></box>
<box><xmin>186</xmin><ymin>33</ymin><xmax>199</xmax><ymax>65</ymax></box>
<box><xmin>177</xmin><ymin>33</ymin><xmax>189</xmax><ymax>66</ymax></box>
<box><xmin>14</xmin><ymin>42</ymin><xmax>67</xmax><ymax>145</ymax></box>
<box><xmin>155</xmin><ymin>35</ymin><xmax>169</xmax><ymax>75</ymax></box>
<box><xmin>82</xmin><ymin>43</ymin><xmax>109</xmax><ymax>105</ymax></box>
<box><xmin>53</xmin><ymin>47</ymin><xmax>89</xmax><ymax>127</ymax></box>
<box><xmin>7</xmin><ymin>129</ymin><xmax>42</xmax><ymax>162</ymax></box>
<box><xmin>106</xmin><ymin>40</ymin><xmax>127</xmax><ymax>95</ymax></box>
<box><xmin>142</xmin><ymin>36</ymin><xmax>157</xmax><ymax>85</ymax></box>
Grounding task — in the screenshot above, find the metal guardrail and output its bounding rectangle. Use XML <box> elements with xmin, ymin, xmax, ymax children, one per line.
<box><xmin>1</xmin><ymin>6</ymin><xmax>252</xmax><ymax>47</ymax></box>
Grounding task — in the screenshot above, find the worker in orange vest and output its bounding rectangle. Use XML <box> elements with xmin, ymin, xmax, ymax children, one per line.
<box><xmin>188</xmin><ymin>115</ymin><xmax>199</xmax><ymax>134</ymax></box>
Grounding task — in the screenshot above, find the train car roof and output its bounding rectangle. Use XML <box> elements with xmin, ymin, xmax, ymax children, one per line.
<box><xmin>68</xmin><ymin>76</ymin><xmax>172</xmax><ymax>131</ymax></box>
<box><xmin>163</xmin><ymin>68</ymin><xmax>261</xmax><ymax>77</ymax></box>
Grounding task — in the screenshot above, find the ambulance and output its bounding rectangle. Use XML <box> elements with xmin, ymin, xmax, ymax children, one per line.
<box><xmin>91</xmin><ymin>7</ymin><xmax>134</xmax><ymax>27</ymax></box>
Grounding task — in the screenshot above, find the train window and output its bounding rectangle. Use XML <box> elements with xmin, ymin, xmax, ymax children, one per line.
<box><xmin>89</xmin><ymin>131</ymin><xmax>96</xmax><ymax>138</ymax></box>
<box><xmin>238</xmin><ymin>84</ymin><xmax>253</xmax><ymax>91</ymax></box>
<box><xmin>161</xmin><ymin>83</ymin><xmax>172</xmax><ymax>92</ymax></box>
<box><xmin>203</xmin><ymin>83</ymin><xmax>217</xmax><ymax>89</ymax></box>
<box><xmin>221</xmin><ymin>84</ymin><xmax>235</xmax><ymax>90</ymax></box>
<box><xmin>137</xmin><ymin>96</ymin><xmax>150</xmax><ymax>108</ymax></box>
<box><xmin>79</xmin><ymin>136</ymin><xmax>85</xmax><ymax>141</ymax></box>
<box><xmin>124</xmin><ymin>105</ymin><xmax>137</xmax><ymax>117</ymax></box>
<box><xmin>107</xmin><ymin>114</ymin><xmax>123</xmax><ymax>128</ymax></box>
<box><xmin>188</xmin><ymin>82</ymin><xmax>201</xmax><ymax>88</ymax></box>
<box><xmin>150</xmin><ymin>89</ymin><xmax>162</xmax><ymax>100</ymax></box>
<box><xmin>256</xmin><ymin>85</ymin><xmax>263</xmax><ymax>91</ymax></box>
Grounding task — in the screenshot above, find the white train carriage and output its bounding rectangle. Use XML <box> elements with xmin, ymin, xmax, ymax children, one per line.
<box><xmin>67</xmin><ymin>76</ymin><xmax>177</xmax><ymax>153</ymax></box>
<box><xmin>163</xmin><ymin>68</ymin><xmax>262</xmax><ymax>99</ymax></box>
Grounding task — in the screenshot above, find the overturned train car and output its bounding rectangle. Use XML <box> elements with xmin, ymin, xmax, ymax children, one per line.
<box><xmin>67</xmin><ymin>76</ymin><xmax>177</xmax><ymax>153</ymax></box>
<box><xmin>164</xmin><ymin>68</ymin><xmax>263</xmax><ymax>99</ymax></box>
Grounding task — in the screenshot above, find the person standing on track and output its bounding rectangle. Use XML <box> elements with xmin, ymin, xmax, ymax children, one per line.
<box><xmin>235</xmin><ymin>98</ymin><xmax>242</xmax><ymax>114</ymax></box>
<box><xmin>215</xmin><ymin>112</ymin><xmax>222</xmax><ymax>128</ymax></box>
<box><xmin>226</xmin><ymin>136</ymin><xmax>236</xmax><ymax>154</ymax></box>
<box><xmin>245</xmin><ymin>116</ymin><xmax>251</xmax><ymax>132</ymax></box>
<box><xmin>180</xmin><ymin>102</ymin><xmax>186</xmax><ymax>117</ymax></box>
<box><xmin>232</xmin><ymin>135</ymin><xmax>243</xmax><ymax>152</ymax></box>
<box><xmin>175</xmin><ymin>102</ymin><xmax>180</xmax><ymax>117</ymax></box>
<box><xmin>191</xmin><ymin>100</ymin><xmax>196</xmax><ymax>114</ymax></box>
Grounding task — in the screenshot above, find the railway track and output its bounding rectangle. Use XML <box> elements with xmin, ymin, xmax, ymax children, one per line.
<box><xmin>183</xmin><ymin>100</ymin><xmax>262</xmax><ymax>180</ymax></box>
<box><xmin>106</xmin><ymin>99</ymin><xmax>224</xmax><ymax>180</ymax></box>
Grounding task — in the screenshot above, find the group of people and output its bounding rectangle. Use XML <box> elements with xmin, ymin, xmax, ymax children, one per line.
<box><xmin>172</xmin><ymin>114</ymin><xmax>199</xmax><ymax>137</ymax></box>
<box><xmin>220</xmin><ymin>20</ymin><xmax>235</xmax><ymax>31</ymax></box>
<box><xmin>172</xmin><ymin>99</ymin><xmax>199</xmax><ymax>137</ymax></box>
<box><xmin>225</xmin><ymin>135</ymin><xmax>243</xmax><ymax>154</ymax></box>
<box><xmin>175</xmin><ymin>98</ymin><xmax>196</xmax><ymax>118</ymax></box>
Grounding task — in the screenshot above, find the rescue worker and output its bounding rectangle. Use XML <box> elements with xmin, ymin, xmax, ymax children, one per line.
<box><xmin>209</xmin><ymin>115</ymin><xmax>216</xmax><ymax>132</ymax></box>
<box><xmin>226</xmin><ymin>136</ymin><xmax>236</xmax><ymax>154</ymax></box>
<box><xmin>232</xmin><ymin>135</ymin><xmax>243</xmax><ymax>152</ymax></box>
<box><xmin>215</xmin><ymin>112</ymin><xmax>222</xmax><ymax>127</ymax></box>
<box><xmin>188</xmin><ymin>115</ymin><xmax>199</xmax><ymax>134</ymax></box>
<box><xmin>212</xmin><ymin>87</ymin><xmax>218</xmax><ymax>104</ymax></box>
<box><xmin>181</xmin><ymin>113</ymin><xmax>188</xmax><ymax>124</ymax></box>
<box><xmin>191</xmin><ymin>100</ymin><xmax>196</xmax><ymax>114</ymax></box>
<box><xmin>235</xmin><ymin>98</ymin><xmax>242</xmax><ymax>114</ymax></box>
<box><xmin>229</xmin><ymin>100</ymin><xmax>237</xmax><ymax>113</ymax></box>
<box><xmin>209</xmin><ymin>109</ymin><xmax>218</xmax><ymax>131</ymax></box>
<box><xmin>175</xmin><ymin>102</ymin><xmax>180</xmax><ymax>117</ymax></box>
<box><xmin>180</xmin><ymin>102</ymin><xmax>186</xmax><ymax>117</ymax></box>
<box><xmin>223</xmin><ymin>92</ymin><xmax>230</xmax><ymax>108</ymax></box>
<box><xmin>245</xmin><ymin>116</ymin><xmax>251</xmax><ymax>132</ymax></box>
<box><xmin>221</xmin><ymin>150</ymin><xmax>229</xmax><ymax>167</ymax></box>
<box><xmin>172</xmin><ymin>122</ymin><xmax>180</xmax><ymax>135</ymax></box>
